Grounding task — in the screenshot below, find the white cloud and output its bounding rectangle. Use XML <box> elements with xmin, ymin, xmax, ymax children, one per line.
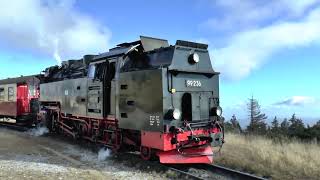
<box><xmin>223</xmin><ymin>96</ymin><xmax>320</xmax><ymax>125</ymax></box>
<box><xmin>211</xmin><ymin>7</ymin><xmax>320</xmax><ymax>80</ymax></box>
<box><xmin>204</xmin><ymin>0</ymin><xmax>318</xmax><ymax>31</ymax></box>
<box><xmin>0</xmin><ymin>0</ymin><xmax>111</xmax><ymax>64</ymax></box>
<box><xmin>195</xmin><ymin>38</ymin><xmax>210</xmax><ymax>45</ymax></box>
<box><xmin>284</xmin><ymin>0</ymin><xmax>319</xmax><ymax>15</ymax></box>
<box><xmin>274</xmin><ymin>96</ymin><xmax>317</xmax><ymax>106</ymax></box>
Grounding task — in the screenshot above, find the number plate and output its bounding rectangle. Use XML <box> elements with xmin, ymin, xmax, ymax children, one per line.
<box><xmin>186</xmin><ymin>80</ymin><xmax>202</xmax><ymax>87</ymax></box>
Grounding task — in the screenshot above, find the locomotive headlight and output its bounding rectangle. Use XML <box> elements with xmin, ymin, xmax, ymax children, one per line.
<box><xmin>173</xmin><ymin>109</ymin><xmax>182</xmax><ymax>120</ymax></box>
<box><xmin>166</xmin><ymin>109</ymin><xmax>182</xmax><ymax>120</ymax></box>
<box><xmin>216</xmin><ymin>106</ymin><xmax>222</xmax><ymax>117</ymax></box>
<box><xmin>210</xmin><ymin>106</ymin><xmax>223</xmax><ymax>117</ymax></box>
<box><xmin>189</xmin><ymin>53</ymin><xmax>200</xmax><ymax>64</ymax></box>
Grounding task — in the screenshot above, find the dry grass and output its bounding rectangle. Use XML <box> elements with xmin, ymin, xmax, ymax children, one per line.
<box><xmin>214</xmin><ymin>133</ymin><xmax>320</xmax><ymax>180</ymax></box>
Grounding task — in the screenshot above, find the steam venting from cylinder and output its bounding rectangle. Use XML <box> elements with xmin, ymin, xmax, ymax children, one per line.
<box><xmin>98</xmin><ymin>148</ymin><xmax>111</xmax><ymax>161</ymax></box>
<box><xmin>28</xmin><ymin>126</ymin><xmax>49</xmax><ymax>137</ymax></box>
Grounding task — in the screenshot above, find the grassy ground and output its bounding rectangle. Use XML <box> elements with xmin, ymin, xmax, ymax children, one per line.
<box><xmin>214</xmin><ymin>133</ymin><xmax>320</xmax><ymax>180</ymax></box>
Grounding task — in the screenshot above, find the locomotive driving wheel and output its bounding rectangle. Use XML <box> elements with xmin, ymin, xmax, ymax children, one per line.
<box><xmin>140</xmin><ymin>146</ymin><xmax>152</xmax><ymax>160</ymax></box>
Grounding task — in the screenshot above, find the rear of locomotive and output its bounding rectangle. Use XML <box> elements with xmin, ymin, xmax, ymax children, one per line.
<box><xmin>119</xmin><ymin>38</ymin><xmax>224</xmax><ymax>164</ymax></box>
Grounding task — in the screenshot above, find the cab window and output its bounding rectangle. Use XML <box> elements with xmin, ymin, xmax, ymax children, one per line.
<box><xmin>88</xmin><ymin>64</ymin><xmax>96</xmax><ymax>79</ymax></box>
<box><xmin>88</xmin><ymin>63</ymin><xmax>106</xmax><ymax>80</ymax></box>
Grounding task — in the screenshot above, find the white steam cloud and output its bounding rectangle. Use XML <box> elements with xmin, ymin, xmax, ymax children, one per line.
<box><xmin>64</xmin><ymin>146</ymin><xmax>111</xmax><ymax>163</ymax></box>
<box><xmin>0</xmin><ymin>0</ymin><xmax>111</xmax><ymax>64</ymax></box>
<box><xmin>98</xmin><ymin>148</ymin><xmax>111</xmax><ymax>161</ymax></box>
<box><xmin>53</xmin><ymin>38</ymin><xmax>62</xmax><ymax>65</ymax></box>
<box><xmin>28</xmin><ymin>126</ymin><xmax>49</xmax><ymax>137</ymax></box>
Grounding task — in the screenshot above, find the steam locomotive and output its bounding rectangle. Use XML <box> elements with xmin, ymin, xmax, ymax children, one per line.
<box><xmin>0</xmin><ymin>36</ymin><xmax>224</xmax><ymax>164</ymax></box>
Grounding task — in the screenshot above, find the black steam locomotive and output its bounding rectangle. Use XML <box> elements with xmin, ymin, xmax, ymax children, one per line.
<box><xmin>1</xmin><ymin>36</ymin><xmax>224</xmax><ymax>164</ymax></box>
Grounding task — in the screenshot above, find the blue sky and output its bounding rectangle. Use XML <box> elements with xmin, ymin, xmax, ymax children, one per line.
<box><xmin>0</xmin><ymin>0</ymin><xmax>319</xmax><ymax>126</ymax></box>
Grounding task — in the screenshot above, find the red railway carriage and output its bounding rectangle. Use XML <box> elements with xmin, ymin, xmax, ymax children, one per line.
<box><xmin>0</xmin><ymin>75</ymin><xmax>40</xmax><ymax>126</ymax></box>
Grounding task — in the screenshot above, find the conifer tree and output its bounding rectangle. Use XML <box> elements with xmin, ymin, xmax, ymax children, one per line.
<box><xmin>280</xmin><ymin>118</ymin><xmax>290</xmax><ymax>136</ymax></box>
<box><xmin>270</xmin><ymin>116</ymin><xmax>280</xmax><ymax>136</ymax></box>
<box><xmin>230</xmin><ymin>114</ymin><xmax>242</xmax><ymax>134</ymax></box>
<box><xmin>288</xmin><ymin>113</ymin><xmax>305</xmax><ymax>138</ymax></box>
<box><xmin>224</xmin><ymin>121</ymin><xmax>234</xmax><ymax>132</ymax></box>
<box><xmin>246</xmin><ymin>96</ymin><xmax>267</xmax><ymax>134</ymax></box>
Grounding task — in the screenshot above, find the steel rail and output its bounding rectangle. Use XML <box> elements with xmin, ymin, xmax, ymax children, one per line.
<box><xmin>166</xmin><ymin>163</ymin><xmax>267</xmax><ymax>180</ymax></box>
<box><xmin>164</xmin><ymin>165</ymin><xmax>204</xmax><ymax>180</ymax></box>
<box><xmin>115</xmin><ymin>151</ymin><xmax>267</xmax><ymax>180</ymax></box>
<box><xmin>203</xmin><ymin>164</ymin><xmax>267</xmax><ymax>180</ymax></box>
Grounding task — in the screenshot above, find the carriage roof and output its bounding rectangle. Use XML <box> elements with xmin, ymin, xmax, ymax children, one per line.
<box><xmin>0</xmin><ymin>75</ymin><xmax>39</xmax><ymax>85</ymax></box>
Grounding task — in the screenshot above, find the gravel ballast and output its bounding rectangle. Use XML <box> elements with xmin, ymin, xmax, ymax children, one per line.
<box><xmin>0</xmin><ymin>127</ymin><xmax>165</xmax><ymax>180</ymax></box>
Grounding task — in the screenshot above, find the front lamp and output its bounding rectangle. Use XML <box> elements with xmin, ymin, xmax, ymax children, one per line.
<box><xmin>216</xmin><ymin>106</ymin><xmax>222</xmax><ymax>116</ymax></box>
<box><xmin>173</xmin><ymin>109</ymin><xmax>182</xmax><ymax>120</ymax></box>
<box><xmin>166</xmin><ymin>109</ymin><xmax>181</xmax><ymax>120</ymax></box>
<box><xmin>210</xmin><ymin>106</ymin><xmax>223</xmax><ymax>117</ymax></box>
<box><xmin>188</xmin><ymin>53</ymin><xmax>200</xmax><ymax>64</ymax></box>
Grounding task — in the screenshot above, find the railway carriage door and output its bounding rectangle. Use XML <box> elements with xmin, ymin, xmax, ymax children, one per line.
<box><xmin>17</xmin><ymin>84</ymin><xmax>29</xmax><ymax>115</ymax></box>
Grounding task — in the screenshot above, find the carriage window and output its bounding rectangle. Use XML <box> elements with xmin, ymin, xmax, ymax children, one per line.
<box><xmin>8</xmin><ymin>87</ymin><xmax>14</xmax><ymax>101</ymax></box>
<box><xmin>0</xmin><ymin>88</ymin><xmax>4</xmax><ymax>101</ymax></box>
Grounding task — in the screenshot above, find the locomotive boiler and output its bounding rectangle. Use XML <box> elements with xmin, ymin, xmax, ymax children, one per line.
<box><xmin>39</xmin><ymin>36</ymin><xmax>224</xmax><ymax>164</ymax></box>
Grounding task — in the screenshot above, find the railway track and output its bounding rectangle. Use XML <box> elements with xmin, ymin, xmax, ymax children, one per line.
<box><xmin>41</xmin><ymin>142</ymin><xmax>266</xmax><ymax>180</ymax></box>
<box><xmin>0</xmin><ymin>121</ymin><xmax>30</xmax><ymax>131</ymax></box>
<box><xmin>0</xmin><ymin>124</ymin><xmax>267</xmax><ymax>179</ymax></box>
<box><xmin>164</xmin><ymin>165</ymin><xmax>206</xmax><ymax>180</ymax></box>
<box><xmin>203</xmin><ymin>164</ymin><xmax>266</xmax><ymax>180</ymax></box>
<box><xmin>118</xmin><ymin>152</ymin><xmax>262</xmax><ymax>180</ymax></box>
<box><xmin>166</xmin><ymin>164</ymin><xmax>267</xmax><ymax>180</ymax></box>
<box><xmin>0</xmin><ymin>118</ymin><xmax>33</xmax><ymax>131</ymax></box>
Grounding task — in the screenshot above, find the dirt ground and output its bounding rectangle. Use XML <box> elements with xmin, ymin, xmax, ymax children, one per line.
<box><xmin>0</xmin><ymin>127</ymin><xmax>166</xmax><ymax>180</ymax></box>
